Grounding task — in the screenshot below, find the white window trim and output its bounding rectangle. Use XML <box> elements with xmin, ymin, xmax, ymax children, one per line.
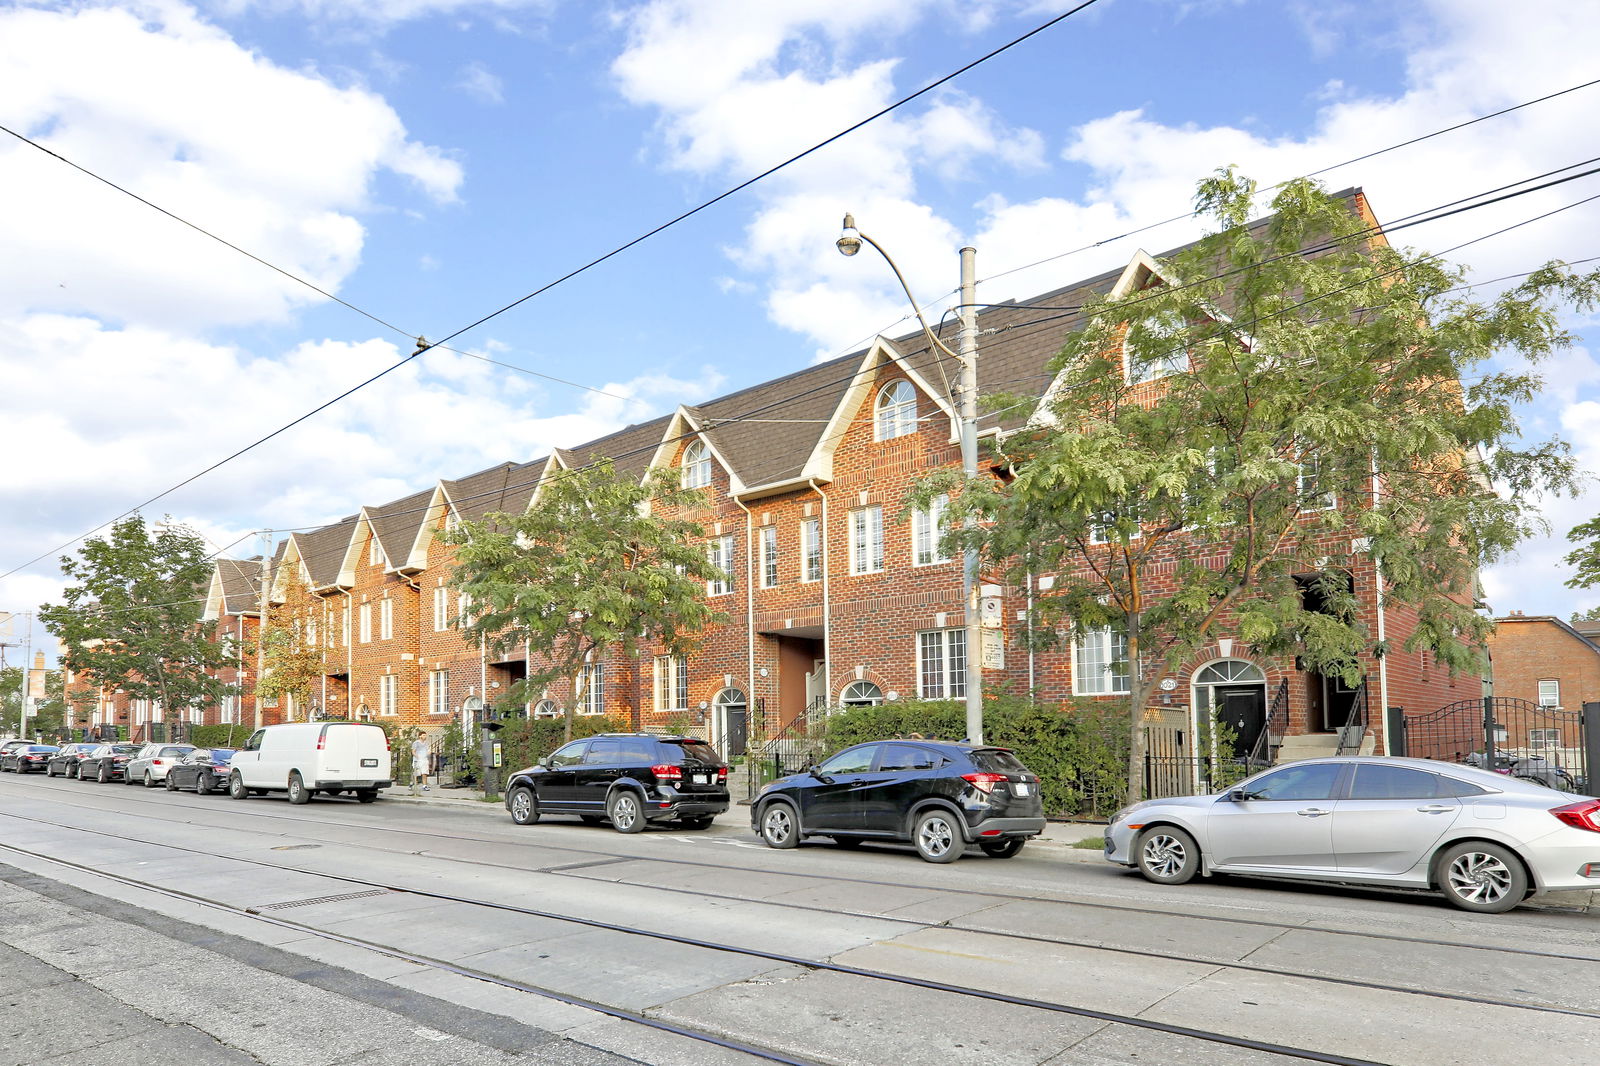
<box><xmin>577</xmin><ymin>663</ymin><xmax>605</xmax><ymax>716</ymax></box>
<box><xmin>1297</xmin><ymin>450</ymin><xmax>1336</xmax><ymax>511</ymax></box>
<box><xmin>653</xmin><ymin>654</ymin><xmax>689</xmax><ymax>713</ymax></box>
<box><xmin>432</xmin><ymin>587</ymin><xmax>449</xmax><ymax>631</ymax></box>
<box><xmin>760</xmin><ymin>526</ymin><xmax>778</xmax><ymax>589</ymax></box>
<box><xmin>1124</xmin><ymin>316</ymin><xmax>1190</xmax><ymax>385</ymax></box>
<box><xmin>875</xmin><ymin>380</ymin><xmax>918</xmax><ymax>441</ymax></box>
<box><xmin>801</xmin><ymin>518</ymin><xmax>822</xmax><ymax>583</ymax></box>
<box><xmin>707</xmin><ymin>535</ymin><xmax>735</xmax><ymax>596</ymax></box>
<box><xmin>379</xmin><ymin>598</ymin><xmax>393</xmax><ymax>641</ymax></box>
<box><xmin>358</xmin><ymin>603</ymin><xmax>372</xmax><ymax>644</ymax></box>
<box><xmin>682</xmin><ymin>440</ymin><xmax>712</xmax><ymax>489</ymax></box>
<box><xmin>429</xmin><ymin>669</ymin><xmax>450</xmax><ymax>715</ymax></box>
<box><xmin>850</xmin><ymin>506</ymin><xmax>884</xmax><ymax>575</ymax></box>
<box><xmin>916</xmin><ymin>628</ymin><xmax>967</xmax><ymax>700</ymax></box>
<box><xmin>913</xmin><ymin>494</ymin><xmax>950</xmax><ymax>566</ymax></box>
<box><xmin>1537</xmin><ymin>679</ymin><xmax>1561</xmax><ymax>708</ymax></box>
<box><xmin>1073</xmin><ymin>626</ymin><xmax>1130</xmax><ymax>695</ymax></box>
<box><xmin>379</xmin><ymin>674</ymin><xmax>398</xmax><ymax>717</ymax></box>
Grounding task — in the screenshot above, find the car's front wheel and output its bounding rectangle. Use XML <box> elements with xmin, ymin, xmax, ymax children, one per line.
<box><xmin>759</xmin><ymin>802</ymin><xmax>799</xmax><ymax>849</ymax></box>
<box><xmin>913</xmin><ymin>810</ymin><xmax>962</xmax><ymax>864</ymax></box>
<box><xmin>1437</xmin><ymin>841</ymin><xmax>1528</xmax><ymax>913</ymax></box>
<box><xmin>607</xmin><ymin>791</ymin><xmax>645</xmax><ymax>833</ymax></box>
<box><xmin>508</xmin><ymin>786</ymin><xmax>539</xmax><ymax>826</ymax></box>
<box><xmin>1136</xmin><ymin>826</ymin><xmax>1200</xmax><ymax>885</ymax></box>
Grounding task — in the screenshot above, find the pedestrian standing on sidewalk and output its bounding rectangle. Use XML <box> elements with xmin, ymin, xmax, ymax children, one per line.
<box><xmin>411</xmin><ymin>733</ymin><xmax>432</xmax><ymax>795</ymax></box>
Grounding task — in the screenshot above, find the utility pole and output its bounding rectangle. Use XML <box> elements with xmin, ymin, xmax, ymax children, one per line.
<box><xmin>254</xmin><ymin>533</ymin><xmax>271</xmax><ymax>730</ymax></box>
<box><xmin>957</xmin><ymin>246</ymin><xmax>984</xmax><ymax>745</ymax></box>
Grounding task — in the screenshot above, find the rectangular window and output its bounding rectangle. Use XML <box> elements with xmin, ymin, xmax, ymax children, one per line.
<box><xmin>707</xmin><ymin>535</ymin><xmax>735</xmax><ymax>596</ymax></box>
<box><xmin>802</xmin><ymin>518</ymin><xmax>823</xmax><ymax>583</ymax></box>
<box><xmin>653</xmin><ymin>654</ymin><xmax>689</xmax><ymax>712</ymax></box>
<box><xmin>1529</xmin><ymin>728</ymin><xmax>1562</xmax><ymax>749</ymax></box>
<box><xmin>379</xmin><ymin>598</ymin><xmax>393</xmax><ymax>641</ymax></box>
<box><xmin>432</xmin><ymin>587</ymin><xmax>449</xmax><ymax>631</ymax></box>
<box><xmin>379</xmin><ymin>674</ymin><xmax>397</xmax><ymax>716</ymax></box>
<box><xmin>368</xmin><ymin>537</ymin><xmax>382</xmax><ymax>567</ymax></box>
<box><xmin>1538</xmin><ymin>679</ymin><xmax>1561</xmax><ymax>707</ymax></box>
<box><xmin>913</xmin><ymin>494</ymin><xmax>949</xmax><ymax>566</ymax></box>
<box><xmin>1074</xmin><ymin>626</ymin><xmax>1130</xmax><ymax>695</ymax></box>
<box><xmin>578</xmin><ymin>663</ymin><xmax>604</xmax><ymax>715</ymax></box>
<box><xmin>429</xmin><ymin>669</ymin><xmax>450</xmax><ymax>715</ymax></box>
<box><xmin>358</xmin><ymin>603</ymin><xmax>372</xmax><ymax>644</ymax></box>
<box><xmin>917</xmin><ymin>629</ymin><xmax>967</xmax><ymax>699</ymax></box>
<box><xmin>305</xmin><ymin>617</ymin><xmax>317</xmax><ymax>645</ymax></box>
<box><xmin>760</xmin><ymin>526</ymin><xmax>779</xmax><ymax>588</ymax></box>
<box><xmin>850</xmin><ymin>506</ymin><xmax>884</xmax><ymax>574</ymax></box>
<box><xmin>1298</xmin><ymin>452</ymin><xmax>1335</xmax><ymax>510</ymax></box>
<box><xmin>457</xmin><ymin>592</ymin><xmax>473</xmax><ymax>626</ymax></box>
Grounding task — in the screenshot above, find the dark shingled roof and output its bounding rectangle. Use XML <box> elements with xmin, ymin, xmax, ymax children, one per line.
<box><xmin>215</xmin><ymin>558</ymin><xmax>261</xmax><ymax>614</ymax></box>
<box><xmin>367</xmin><ymin>487</ymin><xmax>433</xmax><ymax>566</ymax></box>
<box><xmin>297</xmin><ymin>517</ymin><xmax>357</xmax><ymax>589</ymax></box>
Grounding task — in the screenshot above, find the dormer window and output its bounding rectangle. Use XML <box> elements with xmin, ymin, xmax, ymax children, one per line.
<box><xmin>876</xmin><ymin>380</ymin><xmax>917</xmax><ymax>441</ymax></box>
<box><xmin>681</xmin><ymin>439</ymin><xmax>713</xmax><ymax>489</ymax></box>
<box><xmin>1125</xmin><ymin>313</ymin><xmax>1190</xmax><ymax>384</ymax></box>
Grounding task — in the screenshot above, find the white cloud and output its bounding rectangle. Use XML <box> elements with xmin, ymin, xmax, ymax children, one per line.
<box><xmin>204</xmin><ymin>0</ymin><xmax>554</xmax><ymax>28</ymax></box>
<box><xmin>457</xmin><ymin>61</ymin><xmax>505</xmax><ymax>104</ymax></box>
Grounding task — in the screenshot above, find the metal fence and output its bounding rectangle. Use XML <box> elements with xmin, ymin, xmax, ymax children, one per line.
<box><xmin>1397</xmin><ymin>696</ymin><xmax>1593</xmax><ymax>795</ymax></box>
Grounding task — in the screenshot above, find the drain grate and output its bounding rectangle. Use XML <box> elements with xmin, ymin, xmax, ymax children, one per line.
<box><xmin>258</xmin><ymin>889</ymin><xmax>391</xmax><ymax>911</ymax></box>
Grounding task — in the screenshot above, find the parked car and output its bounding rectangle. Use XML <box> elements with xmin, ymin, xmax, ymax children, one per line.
<box><xmin>504</xmin><ymin>733</ymin><xmax>730</xmax><ymax>833</ymax></box>
<box><xmin>1105</xmin><ymin>755</ymin><xmax>1600</xmax><ymax>913</ymax></box>
<box><xmin>1</xmin><ymin>745</ymin><xmax>60</xmax><ymax>773</ymax></box>
<box><xmin>165</xmin><ymin>748</ymin><xmax>236</xmax><ymax>795</ymax></box>
<box><xmin>127</xmin><ymin>744</ymin><xmax>196</xmax><ymax>788</ymax></box>
<box><xmin>77</xmin><ymin>743</ymin><xmax>141</xmax><ymax>783</ymax></box>
<box><xmin>751</xmin><ymin>739</ymin><xmax>1046</xmax><ymax>863</ymax></box>
<box><xmin>227</xmin><ymin>722</ymin><xmax>391</xmax><ymax>803</ymax></box>
<box><xmin>45</xmin><ymin>743</ymin><xmax>100</xmax><ymax>778</ymax></box>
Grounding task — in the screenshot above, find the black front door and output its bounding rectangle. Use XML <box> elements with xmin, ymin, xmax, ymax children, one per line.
<box><xmin>1216</xmin><ymin>686</ymin><xmax>1266</xmax><ymax>755</ymax></box>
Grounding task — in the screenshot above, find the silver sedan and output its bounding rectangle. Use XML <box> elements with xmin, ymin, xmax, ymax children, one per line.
<box><xmin>126</xmin><ymin>744</ymin><xmax>196</xmax><ymax>787</ymax></box>
<box><xmin>1104</xmin><ymin>756</ymin><xmax>1600</xmax><ymax>913</ymax></box>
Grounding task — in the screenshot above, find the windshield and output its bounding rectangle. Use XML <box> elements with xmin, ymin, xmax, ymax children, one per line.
<box><xmin>209</xmin><ymin>749</ymin><xmax>236</xmax><ymax>761</ymax></box>
<box><xmin>668</xmin><ymin>740</ymin><xmax>723</xmax><ymax>764</ymax></box>
<box><xmin>971</xmin><ymin>749</ymin><xmax>1029</xmax><ymax>774</ymax></box>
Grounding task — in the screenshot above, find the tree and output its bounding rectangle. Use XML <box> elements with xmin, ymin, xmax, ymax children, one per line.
<box><xmin>444</xmin><ymin>459</ymin><xmax>728</xmax><ymax>742</ymax></box>
<box><xmin>1569</xmin><ymin>605</ymin><xmax>1600</xmax><ymax>623</ymax></box>
<box><xmin>258</xmin><ymin>568</ymin><xmax>325</xmax><ymax>719</ymax></box>
<box><xmin>41</xmin><ymin>515</ymin><xmax>235</xmax><ymax>726</ymax></box>
<box><xmin>0</xmin><ymin>667</ymin><xmax>21</xmax><ymax>736</ymax></box>
<box><xmin>927</xmin><ymin>169</ymin><xmax>1599</xmax><ymax>803</ymax></box>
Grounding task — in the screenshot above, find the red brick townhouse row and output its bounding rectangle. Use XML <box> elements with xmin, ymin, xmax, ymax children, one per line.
<box><xmin>188</xmin><ymin>188</ymin><xmax>1473</xmax><ymax>764</ymax></box>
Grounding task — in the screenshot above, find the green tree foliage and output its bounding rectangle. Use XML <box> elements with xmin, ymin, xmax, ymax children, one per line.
<box><xmin>925</xmin><ymin>170</ymin><xmax>1599</xmax><ymax>803</ymax></box>
<box><xmin>257</xmin><ymin>568</ymin><xmax>325</xmax><ymax>718</ymax></box>
<box><xmin>41</xmin><ymin>516</ymin><xmax>234</xmax><ymax>723</ymax></box>
<box><xmin>444</xmin><ymin>459</ymin><xmax>727</xmax><ymax>741</ymax></box>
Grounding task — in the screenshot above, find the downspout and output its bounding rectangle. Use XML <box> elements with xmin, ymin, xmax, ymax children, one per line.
<box><xmin>1026</xmin><ymin>567</ymin><xmax>1036</xmax><ymax>695</ymax></box>
<box><xmin>730</xmin><ymin>495</ymin><xmax>757</xmax><ymax>749</ymax></box>
<box><xmin>344</xmin><ymin>589</ymin><xmax>354</xmax><ymax>713</ymax></box>
<box><xmin>1371</xmin><ymin>455</ymin><xmax>1390</xmax><ymax>753</ymax></box>
<box><xmin>403</xmin><ymin>575</ymin><xmax>423</xmax><ymax>723</ymax></box>
<box><xmin>320</xmin><ymin>595</ymin><xmax>328</xmax><ymax>720</ymax></box>
<box><xmin>807</xmin><ymin>480</ymin><xmax>832</xmax><ymax>705</ymax></box>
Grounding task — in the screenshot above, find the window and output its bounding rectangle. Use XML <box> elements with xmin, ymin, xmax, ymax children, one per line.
<box><xmin>379</xmin><ymin>674</ymin><xmax>397</xmax><ymax>717</ymax></box>
<box><xmin>818</xmin><ymin>745</ymin><xmax>878</xmax><ymax>775</ymax></box>
<box><xmin>1073</xmin><ymin>626</ymin><xmax>1129</xmax><ymax>695</ymax></box>
<box><xmin>1240</xmin><ymin>763</ymin><xmax>1341</xmax><ymax>801</ymax></box>
<box><xmin>917</xmin><ymin>629</ymin><xmax>967</xmax><ymax>699</ymax></box>
<box><xmin>532</xmin><ymin>699</ymin><xmax>559</xmax><ymax>719</ymax></box>
<box><xmin>913</xmin><ymin>494</ymin><xmax>949</xmax><ymax>566</ymax></box>
<box><xmin>1538</xmin><ymin>679</ymin><xmax>1561</xmax><ymax>708</ymax></box>
<box><xmin>429</xmin><ymin>669</ymin><xmax>449</xmax><ymax>715</ymax></box>
<box><xmin>801</xmin><ymin>518</ymin><xmax>823</xmax><ymax>583</ymax></box>
<box><xmin>548</xmin><ymin>741</ymin><xmax>588</xmax><ymax>768</ymax></box>
<box><xmin>681</xmin><ymin>440</ymin><xmax>712</xmax><ymax>489</ymax></box>
<box><xmin>654</xmin><ymin>655</ymin><xmax>689</xmax><ymax>713</ymax></box>
<box><xmin>1530</xmin><ymin>728</ymin><xmax>1562</xmax><ymax>749</ymax></box>
<box><xmin>879</xmin><ymin>744</ymin><xmax>937</xmax><ymax>771</ymax></box>
<box><xmin>1125</xmin><ymin>313</ymin><xmax>1189</xmax><ymax>384</ymax></box>
<box><xmin>433</xmin><ymin>588</ymin><xmax>448</xmax><ymax>631</ymax></box>
<box><xmin>577</xmin><ymin>662</ymin><xmax>604</xmax><ymax>715</ymax></box>
<box><xmin>706</xmin><ymin>535</ymin><xmax>735</xmax><ymax>596</ymax></box>
<box><xmin>305</xmin><ymin>617</ymin><xmax>317</xmax><ymax>645</ymax></box>
<box><xmin>840</xmin><ymin>680</ymin><xmax>884</xmax><ymax>706</ymax></box>
<box><xmin>850</xmin><ymin>506</ymin><xmax>884</xmax><ymax>574</ymax></box>
<box><xmin>379</xmin><ymin>598</ymin><xmax>393</xmax><ymax>641</ymax></box>
<box><xmin>457</xmin><ymin>592</ymin><xmax>473</xmax><ymax>626</ymax></box>
<box><xmin>368</xmin><ymin>537</ymin><xmax>383</xmax><ymax>566</ymax></box>
<box><xmin>358</xmin><ymin>603</ymin><xmax>372</xmax><ymax>644</ymax></box>
<box><xmin>1088</xmin><ymin>504</ymin><xmax>1141</xmax><ymax>546</ymax></box>
<box><xmin>1298</xmin><ymin>451</ymin><xmax>1335</xmax><ymax>510</ymax></box>
<box><xmin>875</xmin><ymin>380</ymin><xmax>918</xmax><ymax>441</ymax></box>
<box><xmin>1349</xmin><ymin>764</ymin><xmax>1439</xmax><ymax>800</ymax></box>
<box><xmin>760</xmin><ymin>526</ymin><xmax>778</xmax><ymax>588</ymax></box>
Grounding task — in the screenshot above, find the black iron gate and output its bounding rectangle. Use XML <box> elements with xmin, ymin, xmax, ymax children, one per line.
<box><xmin>1397</xmin><ymin>696</ymin><xmax>1591</xmax><ymax>794</ymax></box>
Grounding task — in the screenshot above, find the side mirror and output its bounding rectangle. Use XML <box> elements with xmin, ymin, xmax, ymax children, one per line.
<box><xmin>807</xmin><ymin>764</ymin><xmax>832</xmax><ymax>783</ymax></box>
<box><xmin>1227</xmin><ymin>787</ymin><xmax>1249</xmax><ymax>803</ymax></box>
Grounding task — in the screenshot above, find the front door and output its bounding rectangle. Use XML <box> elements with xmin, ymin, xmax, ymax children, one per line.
<box><xmin>801</xmin><ymin>744</ymin><xmax>878</xmax><ymax>831</ymax></box>
<box><xmin>1215</xmin><ymin>686</ymin><xmax>1266</xmax><ymax>754</ymax></box>
<box><xmin>1206</xmin><ymin>762</ymin><xmax>1344</xmax><ymax>871</ymax></box>
<box><xmin>537</xmin><ymin>740</ymin><xmax>590</xmax><ymax>809</ymax></box>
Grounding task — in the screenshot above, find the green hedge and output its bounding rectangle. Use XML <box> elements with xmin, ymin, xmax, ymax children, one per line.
<box><xmin>811</xmin><ymin>695</ymin><xmax>1130</xmax><ymax>818</ymax></box>
<box><xmin>187</xmin><ymin>723</ymin><xmax>256</xmax><ymax>749</ymax></box>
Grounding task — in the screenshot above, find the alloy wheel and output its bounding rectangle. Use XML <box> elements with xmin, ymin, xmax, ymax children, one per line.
<box><xmin>1141</xmin><ymin>833</ymin><xmax>1188</xmax><ymax>879</ymax></box>
<box><xmin>1446</xmin><ymin>850</ymin><xmax>1514</xmax><ymax>906</ymax></box>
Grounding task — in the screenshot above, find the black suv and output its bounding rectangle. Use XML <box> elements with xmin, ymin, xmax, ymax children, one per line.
<box><xmin>752</xmin><ymin>739</ymin><xmax>1046</xmax><ymax>863</ymax></box>
<box><xmin>504</xmin><ymin>733</ymin><xmax>730</xmax><ymax>833</ymax></box>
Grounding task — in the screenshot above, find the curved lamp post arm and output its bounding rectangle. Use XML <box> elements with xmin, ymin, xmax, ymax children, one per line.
<box><xmin>837</xmin><ymin>214</ymin><xmax>962</xmax><ymax>365</ymax></box>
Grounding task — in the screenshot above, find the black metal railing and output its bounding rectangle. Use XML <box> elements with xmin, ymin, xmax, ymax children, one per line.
<box><xmin>761</xmin><ymin>696</ymin><xmax>831</xmax><ymax>779</ymax></box>
<box><xmin>1334</xmin><ymin>679</ymin><xmax>1369</xmax><ymax>755</ymax></box>
<box><xmin>1245</xmin><ymin>679</ymin><xmax>1290</xmax><ymax>766</ymax></box>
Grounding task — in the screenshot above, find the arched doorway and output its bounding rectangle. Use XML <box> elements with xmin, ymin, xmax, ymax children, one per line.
<box><xmin>713</xmin><ymin>688</ymin><xmax>747</xmax><ymax>756</ymax></box>
<box><xmin>462</xmin><ymin>696</ymin><xmax>483</xmax><ymax>736</ymax></box>
<box><xmin>1192</xmin><ymin>659</ymin><xmax>1268</xmax><ymax>755</ymax></box>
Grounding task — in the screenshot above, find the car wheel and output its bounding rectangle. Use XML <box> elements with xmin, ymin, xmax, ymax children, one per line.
<box><xmin>1137</xmin><ymin>826</ymin><xmax>1201</xmax><ymax>885</ymax></box>
<box><xmin>508</xmin><ymin>786</ymin><xmax>539</xmax><ymax>826</ymax></box>
<box><xmin>165</xmin><ymin>773</ymin><xmax>179</xmax><ymax>792</ymax></box>
<box><xmin>980</xmin><ymin>838</ymin><xmax>1026</xmax><ymax>859</ymax></box>
<box><xmin>759</xmin><ymin>802</ymin><xmax>799</xmax><ymax>849</ymax></box>
<box><xmin>1437</xmin><ymin>841</ymin><xmax>1529</xmax><ymax>913</ymax></box>
<box><xmin>355</xmin><ymin>789</ymin><xmax>379</xmax><ymax>804</ymax></box>
<box><xmin>144</xmin><ymin>771</ymin><xmax>156</xmax><ymax>788</ymax></box>
<box><xmin>228</xmin><ymin>772</ymin><xmax>250</xmax><ymax>800</ymax></box>
<box><xmin>45</xmin><ymin>765</ymin><xmax>55</xmax><ymax>777</ymax></box>
<box><xmin>913</xmin><ymin>810</ymin><xmax>963</xmax><ymax>864</ymax></box>
<box><xmin>832</xmin><ymin>835</ymin><xmax>864</xmax><ymax>849</ymax></box>
<box><xmin>287</xmin><ymin>772</ymin><xmax>311</xmax><ymax>804</ymax></box>
<box><xmin>195</xmin><ymin>773</ymin><xmax>211</xmax><ymax>796</ymax></box>
<box><xmin>97</xmin><ymin>765</ymin><xmax>109</xmax><ymax>784</ymax></box>
<box><xmin>607</xmin><ymin>791</ymin><xmax>644</xmax><ymax>834</ymax></box>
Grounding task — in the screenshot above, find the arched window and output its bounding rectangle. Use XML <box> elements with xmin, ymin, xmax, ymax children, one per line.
<box><xmin>841</xmin><ymin>680</ymin><xmax>884</xmax><ymax>706</ymax></box>
<box><xmin>681</xmin><ymin>440</ymin><xmax>712</xmax><ymax>488</ymax></box>
<box><xmin>875</xmin><ymin>380</ymin><xmax>917</xmax><ymax>441</ymax></box>
<box><xmin>1194</xmin><ymin>660</ymin><xmax>1265</xmax><ymax>685</ymax></box>
<box><xmin>532</xmin><ymin>699</ymin><xmax>559</xmax><ymax>719</ymax></box>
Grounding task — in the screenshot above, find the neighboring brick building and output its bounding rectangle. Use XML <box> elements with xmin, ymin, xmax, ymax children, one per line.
<box><xmin>191</xmin><ymin>189</ymin><xmax>1474</xmax><ymax>768</ymax></box>
<box><xmin>1485</xmin><ymin>612</ymin><xmax>1600</xmax><ymax>760</ymax></box>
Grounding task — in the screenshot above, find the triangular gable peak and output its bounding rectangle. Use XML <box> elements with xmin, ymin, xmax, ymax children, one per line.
<box><xmin>529</xmin><ymin>452</ymin><xmax>573</xmax><ymax>509</ymax></box>
<box><xmin>334</xmin><ymin>511</ymin><xmax>383</xmax><ymax>587</ymax></box>
<box><xmin>201</xmin><ymin>566</ymin><xmax>229</xmax><ymax>622</ymax></box>
<box><xmin>203</xmin><ymin>559</ymin><xmax>262</xmax><ymax>621</ymax></box>
<box><xmin>645</xmin><ymin>407</ymin><xmax>748</xmax><ymax>496</ymax></box>
<box><xmin>404</xmin><ymin>484</ymin><xmax>455</xmax><ymax>570</ymax></box>
<box><xmin>806</xmin><ymin>336</ymin><xmax>956</xmax><ymax>481</ymax></box>
<box><xmin>270</xmin><ymin>535</ymin><xmax>319</xmax><ymax>600</ymax></box>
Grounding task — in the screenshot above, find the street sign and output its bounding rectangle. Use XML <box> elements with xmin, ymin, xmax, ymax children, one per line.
<box><xmin>979</xmin><ymin>596</ymin><xmax>1004</xmax><ymax>629</ymax></box>
<box><xmin>981</xmin><ymin>629</ymin><xmax>1004</xmax><ymax>670</ymax></box>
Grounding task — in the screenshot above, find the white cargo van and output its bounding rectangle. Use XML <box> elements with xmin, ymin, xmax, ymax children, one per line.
<box><xmin>227</xmin><ymin>722</ymin><xmax>392</xmax><ymax>803</ymax></box>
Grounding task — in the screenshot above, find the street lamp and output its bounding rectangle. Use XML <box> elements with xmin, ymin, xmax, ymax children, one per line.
<box><xmin>837</xmin><ymin>213</ymin><xmax>985</xmax><ymax>744</ymax></box>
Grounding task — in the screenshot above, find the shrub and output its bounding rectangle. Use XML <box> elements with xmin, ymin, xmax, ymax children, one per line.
<box><xmin>188</xmin><ymin>723</ymin><xmax>256</xmax><ymax>749</ymax></box>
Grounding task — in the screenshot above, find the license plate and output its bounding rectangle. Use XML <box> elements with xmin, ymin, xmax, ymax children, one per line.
<box><xmin>361</xmin><ymin>758</ymin><xmax>378</xmax><ymax>767</ymax></box>
<box><xmin>1014</xmin><ymin>782</ymin><xmax>1030</xmax><ymax>796</ymax></box>
<box><xmin>694</xmin><ymin>774</ymin><xmax>710</xmax><ymax>785</ymax></box>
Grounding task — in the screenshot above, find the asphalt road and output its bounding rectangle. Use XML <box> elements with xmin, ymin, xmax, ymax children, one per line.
<box><xmin>0</xmin><ymin>772</ymin><xmax>1596</xmax><ymax>1066</ymax></box>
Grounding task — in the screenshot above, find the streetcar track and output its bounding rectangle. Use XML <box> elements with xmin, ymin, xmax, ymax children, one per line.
<box><xmin>0</xmin><ymin>832</ymin><xmax>1394</xmax><ymax>1066</ymax></box>
<box><xmin>9</xmin><ymin>775</ymin><xmax>1595</xmax><ymax>967</ymax></box>
<box><xmin>2</xmin><ymin>800</ymin><xmax>1597</xmax><ymax>1028</ymax></box>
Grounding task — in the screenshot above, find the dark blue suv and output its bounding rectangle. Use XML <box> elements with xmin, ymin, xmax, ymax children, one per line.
<box><xmin>504</xmin><ymin>733</ymin><xmax>730</xmax><ymax>833</ymax></box>
<box><xmin>751</xmin><ymin>739</ymin><xmax>1046</xmax><ymax>862</ymax></box>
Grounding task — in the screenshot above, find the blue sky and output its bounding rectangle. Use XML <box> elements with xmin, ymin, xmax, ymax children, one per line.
<box><xmin>2</xmin><ymin>0</ymin><xmax>1598</xmax><ymax>665</ymax></box>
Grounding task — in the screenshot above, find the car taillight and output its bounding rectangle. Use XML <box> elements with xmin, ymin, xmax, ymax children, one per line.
<box><xmin>317</xmin><ymin>734</ymin><xmax>326</xmax><ymax>750</ymax></box>
<box><xmin>153</xmin><ymin>759</ymin><xmax>164</xmax><ymax>766</ymax></box>
<box><xmin>717</xmin><ymin>766</ymin><xmax>728</xmax><ymax>782</ymax></box>
<box><xmin>652</xmin><ymin>764</ymin><xmax>682</xmax><ymax>782</ymax></box>
<box><xmin>962</xmin><ymin>773</ymin><xmax>1009</xmax><ymax>794</ymax></box>
<box><xmin>1551</xmin><ymin>799</ymin><xmax>1600</xmax><ymax>833</ymax></box>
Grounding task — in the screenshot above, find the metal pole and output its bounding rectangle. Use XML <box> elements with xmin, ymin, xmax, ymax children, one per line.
<box><xmin>1482</xmin><ymin>673</ymin><xmax>1495</xmax><ymax>777</ymax></box>
<box><xmin>958</xmin><ymin>245</ymin><xmax>983</xmax><ymax>745</ymax></box>
<box><xmin>254</xmin><ymin>534</ymin><xmax>270</xmax><ymax>730</ymax></box>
